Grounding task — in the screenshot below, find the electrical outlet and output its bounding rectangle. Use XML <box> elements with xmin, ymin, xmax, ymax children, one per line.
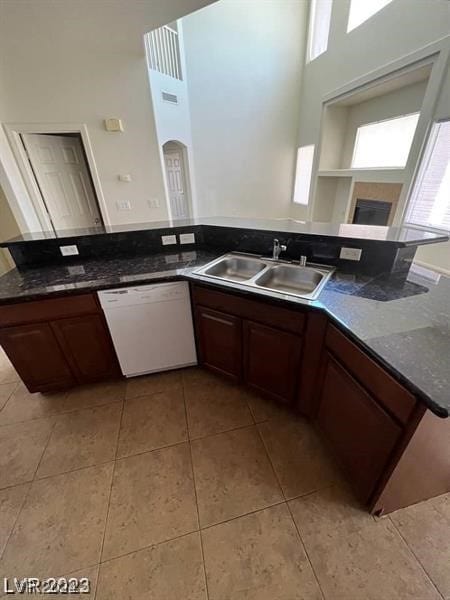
<box><xmin>118</xmin><ymin>174</ymin><xmax>131</xmax><ymax>182</ymax></box>
<box><xmin>161</xmin><ymin>235</ymin><xmax>177</xmax><ymax>246</ymax></box>
<box><xmin>179</xmin><ymin>233</ymin><xmax>195</xmax><ymax>245</ymax></box>
<box><xmin>60</xmin><ymin>245</ymin><xmax>79</xmax><ymax>257</ymax></box>
<box><xmin>340</xmin><ymin>247</ymin><xmax>362</xmax><ymax>261</ymax></box>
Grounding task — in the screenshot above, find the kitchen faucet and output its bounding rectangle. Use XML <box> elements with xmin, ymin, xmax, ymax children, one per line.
<box><xmin>272</xmin><ymin>238</ymin><xmax>287</xmax><ymax>260</ymax></box>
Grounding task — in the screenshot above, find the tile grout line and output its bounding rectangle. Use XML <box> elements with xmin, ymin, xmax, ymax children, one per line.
<box><xmin>181</xmin><ymin>373</ymin><xmax>211</xmax><ymax>600</ymax></box>
<box><xmin>285</xmin><ymin>501</ymin><xmax>328</xmax><ymax>600</ymax></box>
<box><xmin>255</xmin><ymin>421</ymin><xmax>328</xmax><ymax>600</ymax></box>
<box><xmin>94</xmin><ymin>396</ymin><xmax>126</xmax><ymax>600</ymax></box>
<box><xmin>0</xmin><ymin>394</ymin><xmax>124</xmax><ymax>429</ymax></box>
<box><xmin>0</xmin><ymin>413</ymin><xmax>57</xmax><ymax>564</ymax></box>
<box><xmin>388</xmin><ymin>515</ymin><xmax>445</xmax><ymax>600</ymax></box>
<box><xmin>0</xmin><ymin>481</ymin><xmax>30</xmax><ymax>564</ymax></box>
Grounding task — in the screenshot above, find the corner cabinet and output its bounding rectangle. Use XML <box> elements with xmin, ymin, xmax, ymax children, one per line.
<box><xmin>191</xmin><ymin>284</ymin><xmax>312</xmax><ymax>406</ymax></box>
<box><xmin>191</xmin><ymin>282</ymin><xmax>450</xmax><ymax>515</ymax></box>
<box><xmin>317</xmin><ymin>354</ymin><xmax>401</xmax><ymax>501</ymax></box>
<box><xmin>0</xmin><ymin>293</ymin><xmax>121</xmax><ymax>393</ymax></box>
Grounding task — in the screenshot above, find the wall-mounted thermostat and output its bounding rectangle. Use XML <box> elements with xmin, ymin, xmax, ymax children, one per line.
<box><xmin>104</xmin><ymin>118</ymin><xmax>124</xmax><ymax>132</ymax></box>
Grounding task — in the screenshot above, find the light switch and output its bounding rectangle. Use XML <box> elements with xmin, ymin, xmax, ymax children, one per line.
<box><xmin>104</xmin><ymin>118</ymin><xmax>124</xmax><ymax>132</ymax></box>
<box><xmin>117</xmin><ymin>200</ymin><xmax>132</xmax><ymax>211</ymax></box>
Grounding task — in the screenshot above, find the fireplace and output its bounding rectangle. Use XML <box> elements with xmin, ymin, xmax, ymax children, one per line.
<box><xmin>352</xmin><ymin>198</ymin><xmax>392</xmax><ymax>226</ymax></box>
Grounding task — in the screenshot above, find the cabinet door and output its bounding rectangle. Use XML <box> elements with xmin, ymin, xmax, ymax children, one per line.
<box><xmin>52</xmin><ymin>314</ymin><xmax>120</xmax><ymax>384</ymax></box>
<box><xmin>0</xmin><ymin>323</ymin><xmax>75</xmax><ymax>392</ymax></box>
<box><xmin>243</xmin><ymin>320</ymin><xmax>302</xmax><ymax>405</ymax></box>
<box><xmin>317</xmin><ymin>355</ymin><xmax>401</xmax><ymax>501</ymax></box>
<box><xmin>195</xmin><ymin>306</ymin><xmax>242</xmax><ymax>381</ymax></box>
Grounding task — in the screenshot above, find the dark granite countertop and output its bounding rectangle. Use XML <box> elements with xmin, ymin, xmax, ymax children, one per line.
<box><xmin>0</xmin><ymin>250</ymin><xmax>448</xmax><ymax>418</ymax></box>
<box><xmin>1</xmin><ymin>216</ymin><xmax>447</xmax><ymax>247</ymax></box>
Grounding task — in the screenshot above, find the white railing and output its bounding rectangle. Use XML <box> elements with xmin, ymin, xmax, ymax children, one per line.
<box><xmin>146</xmin><ymin>26</ymin><xmax>182</xmax><ymax>81</ymax></box>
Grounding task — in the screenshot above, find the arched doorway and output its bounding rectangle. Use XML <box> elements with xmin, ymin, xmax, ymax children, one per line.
<box><xmin>162</xmin><ymin>141</ymin><xmax>191</xmax><ymax>219</ymax></box>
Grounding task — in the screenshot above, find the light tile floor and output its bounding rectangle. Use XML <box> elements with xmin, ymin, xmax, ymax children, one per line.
<box><xmin>0</xmin><ymin>348</ymin><xmax>448</xmax><ymax>599</ymax></box>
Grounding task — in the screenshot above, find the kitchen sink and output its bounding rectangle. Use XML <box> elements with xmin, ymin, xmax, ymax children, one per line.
<box><xmin>193</xmin><ymin>253</ymin><xmax>334</xmax><ymax>300</ymax></box>
<box><xmin>254</xmin><ymin>264</ymin><xmax>325</xmax><ymax>296</ymax></box>
<box><xmin>203</xmin><ymin>256</ymin><xmax>266</xmax><ymax>282</ymax></box>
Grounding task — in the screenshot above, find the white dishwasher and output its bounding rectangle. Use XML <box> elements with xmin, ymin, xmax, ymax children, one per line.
<box><xmin>98</xmin><ymin>282</ymin><xmax>197</xmax><ymax>377</ymax></box>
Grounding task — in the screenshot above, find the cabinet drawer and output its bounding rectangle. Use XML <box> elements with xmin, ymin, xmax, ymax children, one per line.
<box><xmin>192</xmin><ymin>285</ymin><xmax>305</xmax><ymax>335</ymax></box>
<box><xmin>0</xmin><ymin>294</ymin><xmax>100</xmax><ymax>327</ymax></box>
<box><xmin>325</xmin><ymin>324</ymin><xmax>416</xmax><ymax>424</ymax></box>
<box><xmin>318</xmin><ymin>356</ymin><xmax>401</xmax><ymax>502</ymax></box>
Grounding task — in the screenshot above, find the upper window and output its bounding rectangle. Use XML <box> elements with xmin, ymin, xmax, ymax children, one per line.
<box><xmin>293</xmin><ymin>145</ymin><xmax>315</xmax><ymax>205</ymax></box>
<box><xmin>308</xmin><ymin>0</ymin><xmax>333</xmax><ymax>62</ymax></box>
<box><xmin>405</xmin><ymin>120</ymin><xmax>450</xmax><ymax>231</ymax></box>
<box><xmin>347</xmin><ymin>0</ymin><xmax>393</xmax><ymax>32</ymax></box>
<box><xmin>351</xmin><ymin>113</ymin><xmax>420</xmax><ymax>169</ymax></box>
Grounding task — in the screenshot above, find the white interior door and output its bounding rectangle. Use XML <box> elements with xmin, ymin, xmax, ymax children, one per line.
<box><xmin>22</xmin><ymin>133</ymin><xmax>102</xmax><ymax>230</ymax></box>
<box><xmin>164</xmin><ymin>150</ymin><xmax>190</xmax><ymax>219</ymax></box>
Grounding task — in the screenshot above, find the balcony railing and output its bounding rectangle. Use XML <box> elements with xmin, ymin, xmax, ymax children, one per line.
<box><xmin>146</xmin><ymin>26</ymin><xmax>182</xmax><ymax>81</ymax></box>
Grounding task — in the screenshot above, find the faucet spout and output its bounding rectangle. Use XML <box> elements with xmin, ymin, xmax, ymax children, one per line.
<box><xmin>272</xmin><ymin>238</ymin><xmax>287</xmax><ymax>261</ymax></box>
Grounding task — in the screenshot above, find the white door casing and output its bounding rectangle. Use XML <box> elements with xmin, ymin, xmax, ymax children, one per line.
<box><xmin>164</xmin><ymin>150</ymin><xmax>190</xmax><ymax>219</ymax></box>
<box><xmin>21</xmin><ymin>133</ymin><xmax>102</xmax><ymax>230</ymax></box>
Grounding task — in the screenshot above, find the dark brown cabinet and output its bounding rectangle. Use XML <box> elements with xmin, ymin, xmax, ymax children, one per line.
<box><xmin>0</xmin><ymin>293</ymin><xmax>121</xmax><ymax>393</ymax></box>
<box><xmin>0</xmin><ymin>322</ymin><xmax>75</xmax><ymax>391</ymax></box>
<box><xmin>244</xmin><ymin>320</ymin><xmax>302</xmax><ymax>404</ymax></box>
<box><xmin>52</xmin><ymin>314</ymin><xmax>120</xmax><ymax>384</ymax></box>
<box><xmin>192</xmin><ymin>284</ymin><xmax>305</xmax><ymax>405</ymax></box>
<box><xmin>317</xmin><ymin>355</ymin><xmax>401</xmax><ymax>501</ymax></box>
<box><xmin>194</xmin><ymin>306</ymin><xmax>242</xmax><ymax>381</ymax></box>
<box><xmin>192</xmin><ymin>283</ymin><xmax>449</xmax><ymax>516</ymax></box>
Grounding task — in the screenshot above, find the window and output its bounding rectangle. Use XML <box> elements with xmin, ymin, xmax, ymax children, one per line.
<box><xmin>405</xmin><ymin>120</ymin><xmax>450</xmax><ymax>231</ymax></box>
<box><xmin>351</xmin><ymin>113</ymin><xmax>420</xmax><ymax>169</ymax></box>
<box><xmin>347</xmin><ymin>0</ymin><xmax>393</xmax><ymax>32</ymax></box>
<box><xmin>308</xmin><ymin>0</ymin><xmax>333</xmax><ymax>61</ymax></box>
<box><xmin>293</xmin><ymin>145</ymin><xmax>315</xmax><ymax>205</ymax></box>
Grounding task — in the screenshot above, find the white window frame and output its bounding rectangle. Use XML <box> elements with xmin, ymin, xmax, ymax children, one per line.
<box><xmin>347</xmin><ymin>0</ymin><xmax>393</xmax><ymax>32</ymax></box>
<box><xmin>350</xmin><ymin>112</ymin><xmax>420</xmax><ymax>170</ymax></box>
<box><xmin>292</xmin><ymin>145</ymin><xmax>315</xmax><ymax>206</ymax></box>
<box><xmin>307</xmin><ymin>0</ymin><xmax>333</xmax><ymax>62</ymax></box>
<box><xmin>404</xmin><ymin>118</ymin><xmax>450</xmax><ymax>233</ymax></box>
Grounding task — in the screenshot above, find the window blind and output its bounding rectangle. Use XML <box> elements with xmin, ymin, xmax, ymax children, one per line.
<box><xmin>406</xmin><ymin>120</ymin><xmax>450</xmax><ymax>231</ymax></box>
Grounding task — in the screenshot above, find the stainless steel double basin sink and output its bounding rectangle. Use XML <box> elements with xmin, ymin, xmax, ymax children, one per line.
<box><xmin>193</xmin><ymin>253</ymin><xmax>334</xmax><ymax>300</ymax></box>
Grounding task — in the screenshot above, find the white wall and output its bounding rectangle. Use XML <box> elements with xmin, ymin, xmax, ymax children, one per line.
<box><xmin>182</xmin><ymin>0</ymin><xmax>307</xmax><ymax>219</ymax></box>
<box><xmin>291</xmin><ymin>0</ymin><xmax>450</xmax><ymax>272</ymax></box>
<box><xmin>0</xmin><ymin>0</ymin><xmax>216</xmax><ymax>229</ymax></box>
<box><xmin>0</xmin><ymin>184</ymin><xmax>20</xmax><ymax>274</ymax></box>
<box><xmin>146</xmin><ymin>22</ymin><xmax>198</xmax><ymax>216</ymax></box>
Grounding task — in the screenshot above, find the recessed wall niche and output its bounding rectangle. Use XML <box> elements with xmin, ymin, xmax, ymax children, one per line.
<box><xmin>312</xmin><ymin>62</ymin><xmax>432</xmax><ymax>224</ymax></box>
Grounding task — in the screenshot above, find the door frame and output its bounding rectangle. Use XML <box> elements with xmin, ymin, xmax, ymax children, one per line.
<box><xmin>3</xmin><ymin>122</ymin><xmax>111</xmax><ymax>230</ymax></box>
<box><xmin>162</xmin><ymin>140</ymin><xmax>193</xmax><ymax>220</ymax></box>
